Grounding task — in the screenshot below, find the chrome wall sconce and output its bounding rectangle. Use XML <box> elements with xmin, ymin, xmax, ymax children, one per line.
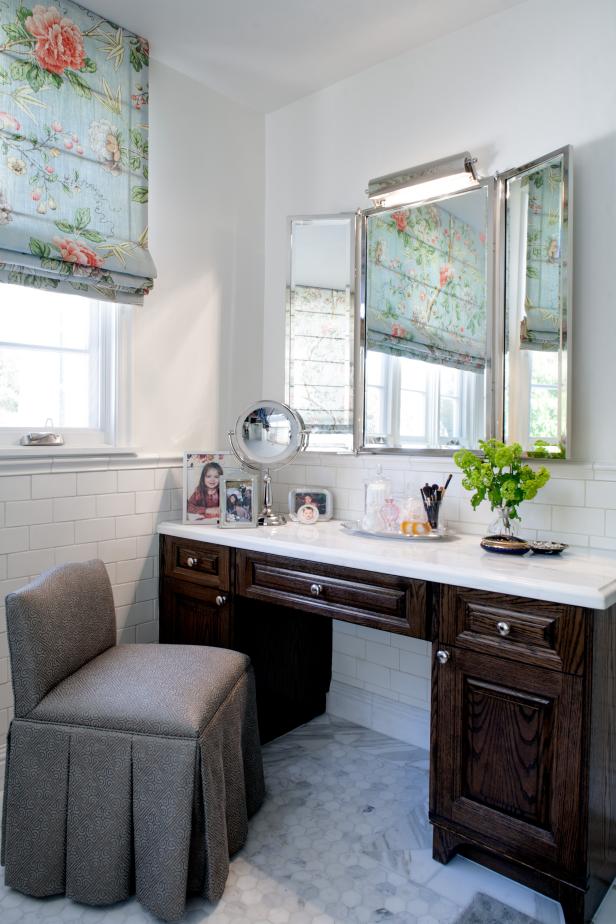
<box><xmin>367</xmin><ymin>151</ymin><xmax>479</xmax><ymax>207</ymax></box>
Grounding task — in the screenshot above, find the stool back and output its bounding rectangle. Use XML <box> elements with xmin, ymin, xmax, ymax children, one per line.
<box><xmin>6</xmin><ymin>559</ymin><xmax>116</xmax><ymax>717</ymax></box>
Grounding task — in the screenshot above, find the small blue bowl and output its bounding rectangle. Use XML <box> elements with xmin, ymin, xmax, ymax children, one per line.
<box><xmin>480</xmin><ymin>535</ymin><xmax>530</xmax><ymax>555</ymax></box>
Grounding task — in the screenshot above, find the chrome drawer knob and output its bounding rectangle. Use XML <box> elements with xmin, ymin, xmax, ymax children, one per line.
<box><xmin>436</xmin><ymin>649</ymin><xmax>450</xmax><ymax>665</ymax></box>
<box><xmin>215</xmin><ymin>595</ymin><xmax>227</xmax><ymax>607</ymax></box>
<box><xmin>187</xmin><ymin>557</ymin><xmax>197</xmax><ymax>568</ymax></box>
<box><xmin>310</xmin><ymin>583</ymin><xmax>323</xmax><ymax>597</ymax></box>
<box><xmin>496</xmin><ymin>621</ymin><xmax>511</xmax><ymax>637</ymax></box>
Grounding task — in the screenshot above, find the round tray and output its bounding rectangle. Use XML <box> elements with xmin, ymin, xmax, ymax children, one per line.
<box><xmin>340</xmin><ymin>520</ymin><xmax>449</xmax><ymax>541</ymax></box>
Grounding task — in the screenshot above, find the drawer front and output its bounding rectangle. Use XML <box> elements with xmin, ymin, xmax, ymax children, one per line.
<box><xmin>161</xmin><ymin>535</ymin><xmax>230</xmax><ymax>590</ymax></box>
<box><xmin>237</xmin><ymin>550</ymin><xmax>428</xmax><ymax>637</ymax></box>
<box><xmin>438</xmin><ymin>585</ymin><xmax>587</xmax><ymax>674</ymax></box>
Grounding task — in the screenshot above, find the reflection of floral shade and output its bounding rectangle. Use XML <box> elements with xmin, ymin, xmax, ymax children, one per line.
<box><xmin>520</xmin><ymin>160</ymin><xmax>565</xmax><ymax>352</ymax></box>
<box><xmin>366</xmin><ymin>198</ymin><xmax>487</xmax><ymax>372</ymax></box>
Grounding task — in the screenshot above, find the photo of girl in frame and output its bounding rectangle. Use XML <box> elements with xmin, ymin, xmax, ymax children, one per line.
<box><xmin>183</xmin><ymin>453</ymin><xmax>234</xmax><ymax>524</ymax></box>
<box><xmin>219</xmin><ymin>475</ymin><xmax>258</xmax><ymax>528</ymax></box>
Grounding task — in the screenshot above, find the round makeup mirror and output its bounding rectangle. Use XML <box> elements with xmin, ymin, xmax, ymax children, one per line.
<box><xmin>229</xmin><ymin>400</ymin><xmax>308</xmax><ymax>525</ymax></box>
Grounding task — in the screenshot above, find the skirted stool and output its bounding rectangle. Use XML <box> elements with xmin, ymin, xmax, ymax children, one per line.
<box><xmin>1</xmin><ymin>559</ymin><xmax>265</xmax><ymax>921</ymax></box>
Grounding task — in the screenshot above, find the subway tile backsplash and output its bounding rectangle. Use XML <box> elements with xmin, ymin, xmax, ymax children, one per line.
<box><xmin>1</xmin><ymin>451</ymin><xmax>616</xmax><ymax>769</ymax></box>
<box><xmin>272</xmin><ymin>453</ymin><xmax>616</xmax><ymax>549</ymax></box>
<box><xmin>0</xmin><ymin>457</ymin><xmax>182</xmax><ymax>782</ymax></box>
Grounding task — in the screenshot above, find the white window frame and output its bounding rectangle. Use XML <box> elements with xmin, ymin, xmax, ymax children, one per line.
<box><xmin>0</xmin><ymin>294</ymin><xmax>133</xmax><ymax>452</ymax></box>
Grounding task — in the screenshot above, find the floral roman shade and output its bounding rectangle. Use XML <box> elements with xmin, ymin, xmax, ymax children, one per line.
<box><xmin>0</xmin><ymin>0</ymin><xmax>155</xmax><ymax>304</ymax></box>
<box><xmin>366</xmin><ymin>202</ymin><xmax>487</xmax><ymax>372</ymax></box>
<box><xmin>519</xmin><ymin>159</ymin><xmax>565</xmax><ymax>351</ymax></box>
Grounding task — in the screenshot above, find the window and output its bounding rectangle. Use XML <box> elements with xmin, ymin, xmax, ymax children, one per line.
<box><xmin>365</xmin><ymin>350</ymin><xmax>482</xmax><ymax>449</ymax></box>
<box><xmin>528</xmin><ymin>352</ymin><xmax>560</xmax><ymax>442</ymax></box>
<box><xmin>0</xmin><ymin>284</ymin><xmax>131</xmax><ymax>449</ymax></box>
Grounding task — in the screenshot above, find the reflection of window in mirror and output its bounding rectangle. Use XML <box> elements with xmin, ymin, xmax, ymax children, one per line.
<box><xmin>504</xmin><ymin>150</ymin><xmax>569</xmax><ymax>458</ymax></box>
<box><xmin>286</xmin><ymin>216</ymin><xmax>355</xmax><ymax>452</ymax></box>
<box><xmin>365</xmin><ymin>352</ymin><xmax>483</xmax><ymax>449</ymax></box>
<box><xmin>363</xmin><ymin>184</ymin><xmax>490</xmax><ymax>450</ymax></box>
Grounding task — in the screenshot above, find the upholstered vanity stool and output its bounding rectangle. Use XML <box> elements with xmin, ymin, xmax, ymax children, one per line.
<box><xmin>1</xmin><ymin>560</ymin><xmax>265</xmax><ymax>922</ymax></box>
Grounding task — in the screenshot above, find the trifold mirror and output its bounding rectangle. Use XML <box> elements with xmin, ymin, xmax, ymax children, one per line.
<box><xmin>286</xmin><ymin>146</ymin><xmax>572</xmax><ymax>458</ymax></box>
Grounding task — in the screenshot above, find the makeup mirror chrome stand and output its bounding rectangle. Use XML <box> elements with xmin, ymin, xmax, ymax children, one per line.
<box><xmin>228</xmin><ymin>400</ymin><xmax>308</xmax><ymax>526</ymax></box>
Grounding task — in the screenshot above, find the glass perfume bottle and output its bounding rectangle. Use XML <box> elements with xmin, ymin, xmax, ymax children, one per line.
<box><xmin>363</xmin><ymin>465</ymin><xmax>391</xmax><ymax>531</ymax></box>
<box><xmin>380</xmin><ymin>497</ymin><xmax>400</xmax><ymax>532</ymax></box>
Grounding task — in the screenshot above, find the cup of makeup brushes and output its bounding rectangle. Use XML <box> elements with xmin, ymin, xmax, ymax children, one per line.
<box><xmin>420</xmin><ymin>475</ymin><xmax>452</xmax><ymax>531</ymax></box>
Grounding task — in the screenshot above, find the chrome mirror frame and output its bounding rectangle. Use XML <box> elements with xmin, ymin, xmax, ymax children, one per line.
<box><xmin>495</xmin><ymin>145</ymin><xmax>573</xmax><ymax>459</ymax></box>
<box><xmin>353</xmin><ymin>177</ymin><xmax>498</xmax><ymax>456</ymax></box>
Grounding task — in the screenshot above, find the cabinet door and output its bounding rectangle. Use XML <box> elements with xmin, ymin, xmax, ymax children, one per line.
<box><xmin>159</xmin><ymin>577</ymin><xmax>231</xmax><ymax>647</ymax></box>
<box><xmin>430</xmin><ymin>646</ymin><xmax>585</xmax><ymax>880</ymax></box>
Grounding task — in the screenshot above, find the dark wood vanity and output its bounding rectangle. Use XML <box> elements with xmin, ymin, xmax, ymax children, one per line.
<box><xmin>159</xmin><ymin>530</ymin><xmax>616</xmax><ymax>924</ymax></box>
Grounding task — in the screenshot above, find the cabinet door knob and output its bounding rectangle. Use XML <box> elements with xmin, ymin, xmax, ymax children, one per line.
<box><xmin>215</xmin><ymin>595</ymin><xmax>227</xmax><ymax>607</ymax></box>
<box><xmin>187</xmin><ymin>556</ymin><xmax>197</xmax><ymax>568</ymax></box>
<box><xmin>310</xmin><ymin>583</ymin><xmax>323</xmax><ymax>597</ymax></box>
<box><xmin>496</xmin><ymin>621</ymin><xmax>511</xmax><ymax>637</ymax></box>
<box><xmin>436</xmin><ymin>649</ymin><xmax>450</xmax><ymax>665</ymax></box>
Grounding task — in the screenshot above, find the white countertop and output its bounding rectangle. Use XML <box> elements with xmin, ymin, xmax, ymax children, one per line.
<box><xmin>158</xmin><ymin>519</ymin><xmax>616</xmax><ymax>610</ymax></box>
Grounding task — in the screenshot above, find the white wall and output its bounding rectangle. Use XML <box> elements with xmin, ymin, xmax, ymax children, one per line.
<box><xmin>262</xmin><ymin>0</ymin><xmax>616</xmax><ymax>740</ymax></box>
<box><xmin>136</xmin><ymin>60</ymin><xmax>265</xmax><ymax>451</ymax></box>
<box><xmin>264</xmin><ymin>0</ymin><xmax>616</xmax><ymax>465</ymax></box>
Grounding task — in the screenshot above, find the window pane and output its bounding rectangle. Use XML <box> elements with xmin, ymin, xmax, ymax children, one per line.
<box><xmin>0</xmin><ymin>347</ymin><xmax>91</xmax><ymax>428</ymax></box>
<box><xmin>400</xmin><ymin>391</ymin><xmax>425</xmax><ymax>438</ymax></box>
<box><xmin>530</xmin><ymin>387</ymin><xmax>558</xmax><ymax>438</ymax></box>
<box><xmin>366</xmin><ymin>385</ymin><xmax>385</xmax><ymax>435</ymax></box>
<box><xmin>365</xmin><ymin>350</ymin><xmax>386</xmax><ymax>387</ymax></box>
<box><xmin>531</xmin><ymin>351</ymin><xmax>559</xmax><ymax>387</ymax></box>
<box><xmin>0</xmin><ymin>286</ymin><xmax>91</xmax><ymax>350</ymax></box>
<box><xmin>399</xmin><ymin>356</ymin><xmax>428</xmax><ymax>391</ymax></box>
<box><xmin>439</xmin><ymin>366</ymin><xmax>461</xmax><ymax>397</ymax></box>
<box><xmin>439</xmin><ymin>396</ymin><xmax>459</xmax><ymax>439</ymax></box>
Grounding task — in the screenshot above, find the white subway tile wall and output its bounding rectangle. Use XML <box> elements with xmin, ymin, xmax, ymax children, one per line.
<box><xmin>0</xmin><ymin>459</ymin><xmax>183</xmax><ymax>783</ymax></box>
<box><xmin>1</xmin><ymin>452</ymin><xmax>616</xmax><ymax>770</ymax></box>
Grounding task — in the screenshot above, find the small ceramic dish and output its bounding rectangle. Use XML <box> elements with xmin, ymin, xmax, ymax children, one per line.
<box><xmin>529</xmin><ymin>540</ymin><xmax>568</xmax><ymax>555</ymax></box>
<box><xmin>480</xmin><ymin>535</ymin><xmax>530</xmax><ymax>555</ymax></box>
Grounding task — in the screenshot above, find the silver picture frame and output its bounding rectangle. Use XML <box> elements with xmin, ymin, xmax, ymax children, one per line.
<box><xmin>219</xmin><ymin>475</ymin><xmax>259</xmax><ymax>528</ymax></box>
<box><xmin>288</xmin><ymin>487</ymin><xmax>333</xmax><ymax>520</ymax></box>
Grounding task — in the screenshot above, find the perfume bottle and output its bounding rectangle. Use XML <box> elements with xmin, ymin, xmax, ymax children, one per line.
<box><xmin>380</xmin><ymin>497</ymin><xmax>400</xmax><ymax>532</ymax></box>
<box><xmin>362</xmin><ymin>465</ymin><xmax>391</xmax><ymax>531</ymax></box>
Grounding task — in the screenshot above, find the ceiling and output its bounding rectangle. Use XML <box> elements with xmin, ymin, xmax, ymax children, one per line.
<box><xmin>90</xmin><ymin>0</ymin><xmax>526</xmax><ymax>112</ymax></box>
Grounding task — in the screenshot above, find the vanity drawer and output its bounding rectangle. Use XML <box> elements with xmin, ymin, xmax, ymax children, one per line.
<box><xmin>161</xmin><ymin>535</ymin><xmax>230</xmax><ymax>590</ymax></box>
<box><xmin>438</xmin><ymin>585</ymin><xmax>586</xmax><ymax>674</ymax></box>
<box><xmin>236</xmin><ymin>550</ymin><xmax>428</xmax><ymax>637</ymax></box>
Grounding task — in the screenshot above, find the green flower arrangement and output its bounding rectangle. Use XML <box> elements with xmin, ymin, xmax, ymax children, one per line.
<box><xmin>453</xmin><ymin>439</ymin><xmax>550</xmax><ymax>524</ymax></box>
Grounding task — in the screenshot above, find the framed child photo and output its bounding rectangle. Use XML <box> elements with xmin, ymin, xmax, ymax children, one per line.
<box><xmin>183</xmin><ymin>452</ymin><xmax>240</xmax><ymax>524</ymax></box>
<box><xmin>288</xmin><ymin>487</ymin><xmax>333</xmax><ymax>521</ymax></box>
<box><xmin>219</xmin><ymin>475</ymin><xmax>259</xmax><ymax>528</ymax></box>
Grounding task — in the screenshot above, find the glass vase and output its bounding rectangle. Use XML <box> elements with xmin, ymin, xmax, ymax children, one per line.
<box><xmin>488</xmin><ymin>506</ymin><xmax>520</xmax><ymax>539</ymax></box>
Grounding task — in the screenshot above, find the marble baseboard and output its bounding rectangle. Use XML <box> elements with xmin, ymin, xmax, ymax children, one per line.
<box><xmin>327</xmin><ymin>679</ymin><xmax>430</xmax><ymax>750</ymax></box>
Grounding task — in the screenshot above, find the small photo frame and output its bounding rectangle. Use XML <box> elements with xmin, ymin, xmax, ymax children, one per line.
<box><xmin>219</xmin><ymin>475</ymin><xmax>259</xmax><ymax>528</ymax></box>
<box><xmin>183</xmin><ymin>452</ymin><xmax>239</xmax><ymax>525</ymax></box>
<box><xmin>288</xmin><ymin>487</ymin><xmax>333</xmax><ymax>520</ymax></box>
<box><xmin>296</xmin><ymin>503</ymin><xmax>320</xmax><ymax>525</ymax></box>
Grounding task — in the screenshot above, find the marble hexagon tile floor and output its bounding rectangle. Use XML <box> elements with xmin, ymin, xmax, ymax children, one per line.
<box><xmin>0</xmin><ymin>715</ymin><xmax>568</xmax><ymax>924</ymax></box>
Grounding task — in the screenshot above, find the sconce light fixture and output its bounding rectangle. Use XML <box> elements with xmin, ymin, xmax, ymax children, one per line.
<box><xmin>367</xmin><ymin>151</ymin><xmax>479</xmax><ymax>208</ymax></box>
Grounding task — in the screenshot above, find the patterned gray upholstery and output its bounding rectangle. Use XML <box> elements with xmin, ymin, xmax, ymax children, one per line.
<box><xmin>31</xmin><ymin>643</ymin><xmax>253</xmax><ymax>736</ymax></box>
<box><xmin>2</xmin><ymin>560</ymin><xmax>265</xmax><ymax>922</ymax></box>
<box><xmin>6</xmin><ymin>559</ymin><xmax>116</xmax><ymax>717</ymax></box>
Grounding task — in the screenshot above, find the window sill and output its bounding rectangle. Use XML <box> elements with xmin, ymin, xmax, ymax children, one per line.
<box><xmin>0</xmin><ymin>448</ymin><xmax>183</xmax><ymax>474</ymax></box>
